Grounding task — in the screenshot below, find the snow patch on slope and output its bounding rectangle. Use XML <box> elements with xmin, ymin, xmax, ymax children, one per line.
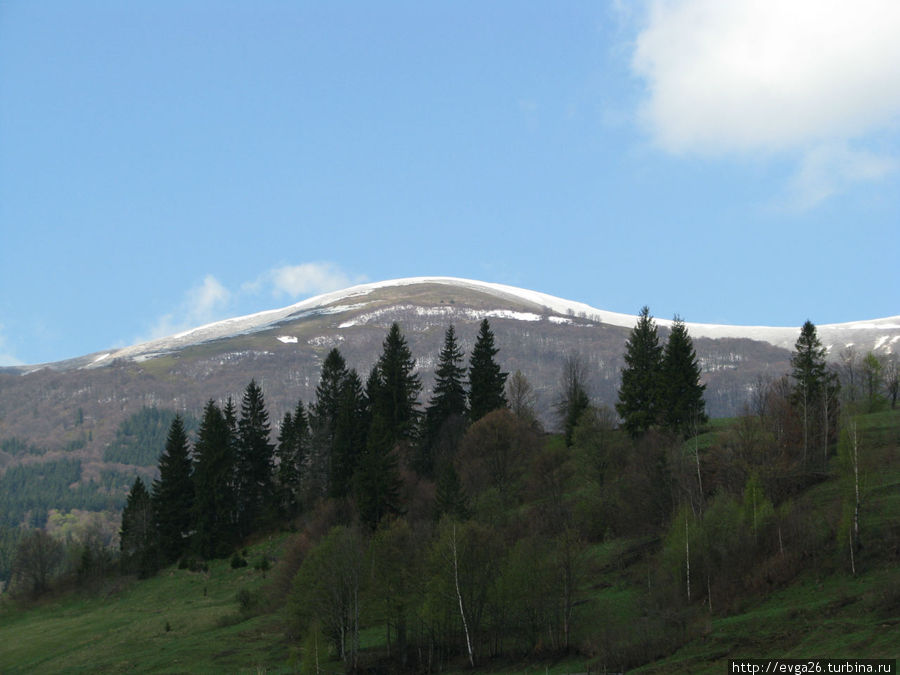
<box><xmin>60</xmin><ymin>276</ymin><xmax>899</xmax><ymax>369</ymax></box>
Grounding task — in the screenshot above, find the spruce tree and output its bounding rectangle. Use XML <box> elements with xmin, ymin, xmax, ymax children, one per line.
<box><xmin>329</xmin><ymin>370</ymin><xmax>368</xmax><ymax>499</ymax></box>
<box><xmin>371</xmin><ymin>323</ymin><xmax>422</xmax><ymax>446</ymax></box>
<box><xmin>192</xmin><ymin>400</ymin><xmax>237</xmax><ymax>558</ymax></box>
<box><xmin>120</xmin><ymin>477</ymin><xmax>157</xmax><ymax>576</ymax></box>
<box><xmin>791</xmin><ymin>320</ymin><xmax>839</xmax><ymax>465</ymax></box>
<box><xmin>236</xmin><ymin>380</ymin><xmax>275</xmax><ymax>538</ymax></box>
<box><xmin>616</xmin><ymin>306</ymin><xmax>663</xmax><ymax>437</ymax></box>
<box><xmin>151</xmin><ymin>415</ymin><xmax>194</xmax><ymax>564</ymax></box>
<box><xmin>468</xmin><ymin>319</ymin><xmax>508</xmax><ymax>422</ymax></box>
<box><xmin>434</xmin><ymin>463</ymin><xmax>469</xmax><ymax>521</ymax></box>
<box><xmin>276</xmin><ymin>401</ymin><xmax>309</xmax><ymax>518</ymax></box>
<box><xmin>355</xmin><ymin>411</ymin><xmax>404</xmax><ymax>530</ymax></box>
<box><xmin>313</xmin><ymin>348</ymin><xmax>349</xmax><ymax>446</ymax></box>
<box><xmin>660</xmin><ymin>317</ymin><xmax>707</xmax><ymax>437</ymax></box>
<box><xmin>419</xmin><ymin>325</ymin><xmax>468</xmax><ymax>476</ymax></box>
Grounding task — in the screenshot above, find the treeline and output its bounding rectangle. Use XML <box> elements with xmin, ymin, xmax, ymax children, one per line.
<box><xmin>119</xmin><ymin>320</ymin><xmax>510</xmax><ymax>577</ymax></box>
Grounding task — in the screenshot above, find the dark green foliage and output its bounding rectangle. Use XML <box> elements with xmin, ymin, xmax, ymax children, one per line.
<box><xmin>468</xmin><ymin>319</ymin><xmax>508</xmax><ymax>422</ymax></box>
<box><xmin>119</xmin><ymin>477</ymin><xmax>157</xmax><ymax>577</ymax></box>
<box><xmin>1</xmin><ymin>437</ymin><xmax>46</xmax><ymax>457</ymax></box>
<box><xmin>616</xmin><ymin>306</ymin><xmax>663</xmax><ymax>437</ymax></box>
<box><xmin>354</xmin><ymin>412</ymin><xmax>404</xmax><ymax>530</ymax></box>
<box><xmin>276</xmin><ymin>401</ymin><xmax>309</xmax><ymax>518</ymax></box>
<box><xmin>236</xmin><ymin>381</ymin><xmax>276</xmax><ymax>537</ymax></box>
<box><xmin>329</xmin><ymin>370</ymin><xmax>368</xmax><ymax>499</ymax></box>
<box><xmin>312</xmin><ymin>348</ymin><xmax>348</xmax><ymax>445</ymax></box>
<box><xmin>152</xmin><ymin>416</ymin><xmax>194</xmax><ymax>564</ymax></box>
<box><xmin>660</xmin><ymin>317</ymin><xmax>707</xmax><ymax>437</ymax></box>
<box><xmin>103</xmin><ymin>407</ymin><xmax>197</xmax><ymax>466</ymax></box>
<box><xmin>309</xmin><ymin>349</ymin><xmax>350</xmax><ymax>500</ymax></box>
<box><xmin>791</xmin><ymin>320</ymin><xmax>840</xmax><ymax>467</ymax></box>
<box><xmin>792</xmin><ymin>320</ymin><xmax>828</xmax><ymax>403</ymax></box>
<box><xmin>192</xmin><ymin>400</ymin><xmax>237</xmax><ymax>559</ymax></box>
<box><xmin>0</xmin><ymin>459</ymin><xmax>124</xmax><ymax>529</ymax></box>
<box><xmin>419</xmin><ymin>325</ymin><xmax>468</xmax><ymax>476</ymax></box>
<box><xmin>434</xmin><ymin>463</ymin><xmax>469</xmax><ymax>521</ymax></box>
<box><xmin>369</xmin><ymin>323</ymin><xmax>422</xmax><ymax>446</ymax></box>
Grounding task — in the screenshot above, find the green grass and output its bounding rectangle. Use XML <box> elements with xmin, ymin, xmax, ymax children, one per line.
<box><xmin>4</xmin><ymin>411</ymin><xmax>898</xmax><ymax>674</ymax></box>
<box><xmin>0</xmin><ymin>535</ymin><xmax>293</xmax><ymax>674</ymax></box>
<box><xmin>634</xmin><ymin>568</ymin><xmax>900</xmax><ymax>674</ymax></box>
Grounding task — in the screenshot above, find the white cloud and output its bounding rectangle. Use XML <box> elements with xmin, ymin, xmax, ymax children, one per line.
<box><xmin>246</xmin><ymin>262</ymin><xmax>360</xmax><ymax>299</ymax></box>
<box><xmin>633</xmin><ymin>0</ymin><xmax>900</xmax><ymax>154</ymax></box>
<box><xmin>138</xmin><ymin>264</ymin><xmax>362</xmax><ymax>344</ymax></box>
<box><xmin>631</xmin><ymin>0</ymin><xmax>900</xmax><ymax>204</ymax></box>
<box><xmin>787</xmin><ymin>143</ymin><xmax>898</xmax><ymax>210</ymax></box>
<box><xmin>144</xmin><ymin>275</ymin><xmax>232</xmax><ymax>340</ymax></box>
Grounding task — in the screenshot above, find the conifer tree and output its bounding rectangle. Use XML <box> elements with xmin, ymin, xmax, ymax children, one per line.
<box><xmin>152</xmin><ymin>415</ymin><xmax>194</xmax><ymax>563</ymax></box>
<box><xmin>616</xmin><ymin>306</ymin><xmax>663</xmax><ymax>437</ymax></box>
<box><xmin>276</xmin><ymin>400</ymin><xmax>309</xmax><ymax>518</ymax></box>
<box><xmin>791</xmin><ymin>320</ymin><xmax>839</xmax><ymax>466</ymax></box>
<box><xmin>660</xmin><ymin>317</ymin><xmax>707</xmax><ymax>437</ymax></box>
<box><xmin>313</xmin><ymin>348</ymin><xmax>349</xmax><ymax>446</ymax></box>
<box><xmin>330</xmin><ymin>370</ymin><xmax>368</xmax><ymax>499</ymax></box>
<box><xmin>120</xmin><ymin>476</ymin><xmax>156</xmax><ymax>576</ymax></box>
<box><xmin>192</xmin><ymin>400</ymin><xmax>237</xmax><ymax>558</ymax></box>
<box><xmin>355</xmin><ymin>411</ymin><xmax>404</xmax><ymax>529</ymax></box>
<box><xmin>236</xmin><ymin>380</ymin><xmax>275</xmax><ymax>537</ymax></box>
<box><xmin>371</xmin><ymin>323</ymin><xmax>422</xmax><ymax>445</ymax></box>
<box><xmin>468</xmin><ymin>319</ymin><xmax>508</xmax><ymax>422</ymax></box>
<box><xmin>419</xmin><ymin>325</ymin><xmax>468</xmax><ymax>476</ymax></box>
<box><xmin>434</xmin><ymin>463</ymin><xmax>469</xmax><ymax>522</ymax></box>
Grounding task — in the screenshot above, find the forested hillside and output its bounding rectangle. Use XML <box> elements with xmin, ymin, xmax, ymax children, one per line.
<box><xmin>2</xmin><ymin>315</ymin><xmax>898</xmax><ymax>673</ymax></box>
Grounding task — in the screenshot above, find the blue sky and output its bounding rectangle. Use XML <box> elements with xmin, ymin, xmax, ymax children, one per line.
<box><xmin>1</xmin><ymin>1</ymin><xmax>898</xmax><ymax>366</ymax></box>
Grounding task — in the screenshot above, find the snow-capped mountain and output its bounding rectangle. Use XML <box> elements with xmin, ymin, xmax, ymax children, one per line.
<box><xmin>24</xmin><ymin>277</ymin><xmax>900</xmax><ymax>371</ymax></box>
<box><xmin>1</xmin><ymin>277</ymin><xmax>897</xmax><ymax>462</ymax></box>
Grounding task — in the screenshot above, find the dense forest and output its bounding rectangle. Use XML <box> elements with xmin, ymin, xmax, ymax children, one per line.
<box><xmin>3</xmin><ymin>315</ymin><xmax>899</xmax><ymax>672</ymax></box>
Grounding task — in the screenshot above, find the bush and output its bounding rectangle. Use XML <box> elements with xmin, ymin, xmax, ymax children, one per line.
<box><xmin>230</xmin><ymin>553</ymin><xmax>248</xmax><ymax>569</ymax></box>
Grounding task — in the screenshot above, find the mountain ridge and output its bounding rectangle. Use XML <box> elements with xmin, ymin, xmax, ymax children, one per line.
<box><xmin>11</xmin><ymin>276</ymin><xmax>899</xmax><ymax>373</ymax></box>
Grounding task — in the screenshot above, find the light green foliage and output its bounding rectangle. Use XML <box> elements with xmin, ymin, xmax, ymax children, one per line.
<box><xmin>289</xmin><ymin>525</ymin><xmax>366</xmax><ymax>667</ymax></box>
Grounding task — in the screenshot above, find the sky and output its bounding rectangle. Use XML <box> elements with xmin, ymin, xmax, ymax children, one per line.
<box><xmin>1</xmin><ymin>1</ymin><xmax>898</xmax><ymax>366</ymax></box>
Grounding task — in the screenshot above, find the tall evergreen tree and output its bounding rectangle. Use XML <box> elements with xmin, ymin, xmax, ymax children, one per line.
<box><xmin>433</xmin><ymin>463</ymin><xmax>469</xmax><ymax>522</ymax></box>
<box><xmin>313</xmin><ymin>348</ymin><xmax>349</xmax><ymax>445</ymax></box>
<box><xmin>151</xmin><ymin>415</ymin><xmax>194</xmax><ymax>563</ymax></box>
<box><xmin>120</xmin><ymin>477</ymin><xmax>157</xmax><ymax>576</ymax></box>
<box><xmin>660</xmin><ymin>317</ymin><xmax>707</xmax><ymax>437</ymax></box>
<box><xmin>419</xmin><ymin>325</ymin><xmax>468</xmax><ymax>476</ymax></box>
<box><xmin>791</xmin><ymin>320</ymin><xmax>839</xmax><ymax>466</ymax></box>
<box><xmin>355</xmin><ymin>411</ymin><xmax>404</xmax><ymax>530</ymax></box>
<box><xmin>236</xmin><ymin>380</ymin><xmax>275</xmax><ymax>537</ymax></box>
<box><xmin>276</xmin><ymin>400</ymin><xmax>309</xmax><ymax>519</ymax></box>
<box><xmin>192</xmin><ymin>400</ymin><xmax>237</xmax><ymax>558</ymax></box>
<box><xmin>616</xmin><ymin>306</ymin><xmax>663</xmax><ymax>437</ymax></box>
<box><xmin>371</xmin><ymin>323</ymin><xmax>422</xmax><ymax>446</ymax></box>
<box><xmin>468</xmin><ymin>319</ymin><xmax>508</xmax><ymax>422</ymax></box>
<box><xmin>330</xmin><ymin>370</ymin><xmax>368</xmax><ymax>499</ymax></box>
